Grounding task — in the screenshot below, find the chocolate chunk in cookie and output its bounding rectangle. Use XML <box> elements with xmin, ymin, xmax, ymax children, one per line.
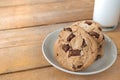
<box><xmin>98</xmin><ymin>45</ymin><xmax>102</xmax><ymax>52</ymax></box>
<box><xmin>67</xmin><ymin>33</ymin><xmax>75</xmax><ymax>42</ymax></box>
<box><xmin>56</xmin><ymin>53</ymin><xmax>59</xmax><ymax>56</ymax></box>
<box><xmin>103</xmin><ymin>35</ymin><xmax>105</xmax><ymax>40</ymax></box>
<box><xmin>64</xmin><ymin>28</ymin><xmax>72</xmax><ymax>32</ymax></box>
<box><xmin>88</xmin><ymin>31</ymin><xmax>100</xmax><ymax>38</ymax></box>
<box><xmin>68</xmin><ymin>49</ymin><xmax>81</xmax><ymax>57</ymax></box>
<box><xmin>95</xmin><ymin>55</ymin><xmax>101</xmax><ymax>60</ymax></box>
<box><xmin>99</xmin><ymin>45</ymin><xmax>102</xmax><ymax>48</ymax></box>
<box><xmin>62</xmin><ymin>44</ymin><xmax>70</xmax><ymax>52</ymax></box>
<box><xmin>98</xmin><ymin>27</ymin><xmax>102</xmax><ymax>31</ymax></box>
<box><xmin>77</xmin><ymin>65</ymin><xmax>83</xmax><ymax>68</ymax></box>
<box><xmin>85</xmin><ymin>21</ymin><xmax>92</xmax><ymax>25</ymax></box>
<box><xmin>81</xmin><ymin>39</ymin><xmax>87</xmax><ymax>48</ymax></box>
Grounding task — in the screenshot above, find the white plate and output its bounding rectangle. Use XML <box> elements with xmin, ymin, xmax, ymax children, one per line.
<box><xmin>42</xmin><ymin>29</ymin><xmax>117</xmax><ymax>75</ymax></box>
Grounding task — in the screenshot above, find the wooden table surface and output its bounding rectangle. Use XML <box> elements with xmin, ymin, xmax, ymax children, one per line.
<box><xmin>0</xmin><ymin>0</ymin><xmax>120</xmax><ymax>80</ymax></box>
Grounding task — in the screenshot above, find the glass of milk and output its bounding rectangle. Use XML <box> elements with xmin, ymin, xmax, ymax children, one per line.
<box><xmin>93</xmin><ymin>0</ymin><xmax>120</xmax><ymax>31</ymax></box>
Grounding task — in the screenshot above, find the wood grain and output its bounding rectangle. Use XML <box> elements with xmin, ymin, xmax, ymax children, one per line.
<box><xmin>0</xmin><ymin>0</ymin><xmax>94</xmax><ymax>30</ymax></box>
<box><xmin>0</xmin><ymin>0</ymin><xmax>64</xmax><ymax>7</ymax></box>
<box><xmin>0</xmin><ymin>55</ymin><xmax>120</xmax><ymax>80</ymax></box>
<box><xmin>0</xmin><ymin>0</ymin><xmax>94</xmax><ymax>7</ymax></box>
<box><xmin>0</xmin><ymin>22</ymin><xmax>119</xmax><ymax>74</ymax></box>
<box><xmin>0</xmin><ymin>44</ymin><xmax>49</xmax><ymax>74</ymax></box>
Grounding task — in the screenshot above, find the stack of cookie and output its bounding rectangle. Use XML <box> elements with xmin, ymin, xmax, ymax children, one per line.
<box><xmin>54</xmin><ymin>20</ymin><xmax>105</xmax><ymax>71</ymax></box>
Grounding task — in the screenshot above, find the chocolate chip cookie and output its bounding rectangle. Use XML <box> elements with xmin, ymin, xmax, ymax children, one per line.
<box><xmin>54</xmin><ymin>25</ymin><xmax>98</xmax><ymax>71</ymax></box>
<box><xmin>72</xmin><ymin>20</ymin><xmax>105</xmax><ymax>57</ymax></box>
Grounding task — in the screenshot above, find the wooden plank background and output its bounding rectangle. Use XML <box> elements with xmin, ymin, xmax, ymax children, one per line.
<box><xmin>0</xmin><ymin>0</ymin><xmax>94</xmax><ymax>7</ymax></box>
<box><xmin>0</xmin><ymin>0</ymin><xmax>65</xmax><ymax>7</ymax></box>
<box><xmin>0</xmin><ymin>0</ymin><xmax>94</xmax><ymax>30</ymax></box>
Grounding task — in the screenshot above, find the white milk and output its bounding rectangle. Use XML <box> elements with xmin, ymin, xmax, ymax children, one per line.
<box><xmin>93</xmin><ymin>0</ymin><xmax>120</xmax><ymax>31</ymax></box>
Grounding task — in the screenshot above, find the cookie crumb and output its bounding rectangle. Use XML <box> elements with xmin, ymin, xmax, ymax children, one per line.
<box><xmin>72</xmin><ymin>64</ymin><xmax>76</xmax><ymax>70</ymax></box>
